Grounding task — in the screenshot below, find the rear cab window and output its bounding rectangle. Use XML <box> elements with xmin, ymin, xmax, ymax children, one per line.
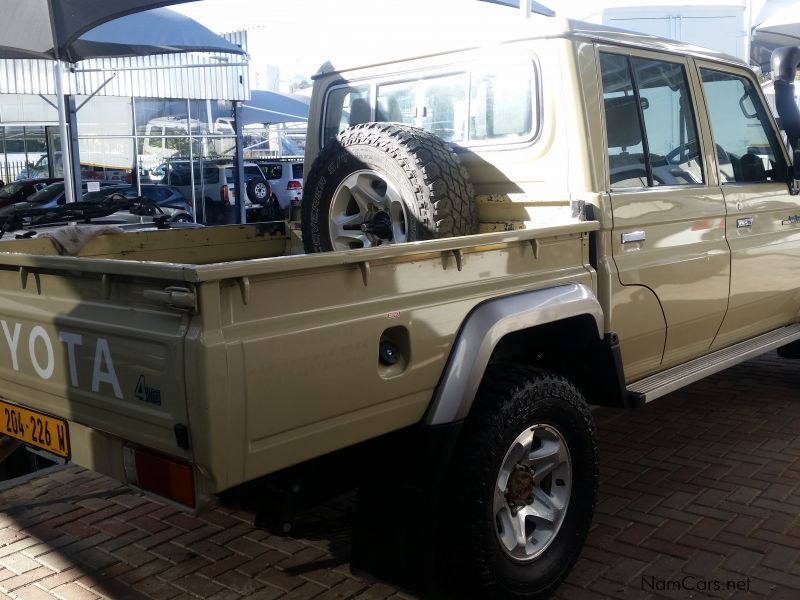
<box><xmin>321</xmin><ymin>54</ymin><xmax>539</xmax><ymax>148</ymax></box>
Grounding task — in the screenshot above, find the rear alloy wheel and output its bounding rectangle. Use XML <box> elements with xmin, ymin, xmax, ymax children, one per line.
<box><xmin>494</xmin><ymin>424</ymin><xmax>572</xmax><ymax>562</ymax></box>
<box><xmin>445</xmin><ymin>365</ymin><xmax>598</xmax><ymax>599</ymax></box>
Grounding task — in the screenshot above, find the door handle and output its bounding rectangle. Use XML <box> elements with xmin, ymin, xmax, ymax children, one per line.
<box><xmin>621</xmin><ymin>230</ymin><xmax>646</xmax><ymax>244</ymax></box>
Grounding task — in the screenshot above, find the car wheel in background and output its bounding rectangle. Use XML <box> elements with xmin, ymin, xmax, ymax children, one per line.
<box><xmin>247</xmin><ymin>177</ymin><xmax>270</xmax><ymax>203</ymax></box>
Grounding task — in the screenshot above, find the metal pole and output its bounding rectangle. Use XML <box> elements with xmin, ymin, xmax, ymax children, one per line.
<box><xmin>54</xmin><ymin>60</ymin><xmax>75</xmax><ymax>203</ymax></box>
<box><xmin>234</xmin><ymin>101</ymin><xmax>245</xmax><ymax>225</ymax></box>
<box><xmin>521</xmin><ymin>0</ymin><xmax>531</xmax><ymax>19</ymax></box>
<box><xmin>67</xmin><ymin>96</ymin><xmax>82</xmax><ymax>200</ymax></box>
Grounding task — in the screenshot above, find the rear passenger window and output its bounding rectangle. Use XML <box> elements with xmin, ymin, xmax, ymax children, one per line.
<box><xmin>700</xmin><ymin>69</ymin><xmax>784</xmax><ymax>183</ymax></box>
<box><xmin>203</xmin><ymin>167</ymin><xmax>219</xmax><ymax>184</ymax></box>
<box><xmin>600</xmin><ymin>52</ymin><xmax>704</xmax><ymax>188</ymax></box>
<box><xmin>261</xmin><ymin>164</ymin><xmax>283</xmax><ymax>179</ymax></box>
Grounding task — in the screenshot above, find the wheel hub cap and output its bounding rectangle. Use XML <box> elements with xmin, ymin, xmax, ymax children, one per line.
<box><xmin>329</xmin><ymin>169</ymin><xmax>408</xmax><ymax>249</ymax></box>
<box><xmin>493</xmin><ymin>424</ymin><xmax>573</xmax><ymax>562</ymax></box>
<box><xmin>506</xmin><ymin>467</ymin><xmax>534</xmax><ymax>506</ymax></box>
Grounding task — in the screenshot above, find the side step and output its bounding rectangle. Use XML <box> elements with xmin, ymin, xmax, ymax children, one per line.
<box><xmin>627</xmin><ymin>323</ymin><xmax>800</xmax><ymax>404</ymax></box>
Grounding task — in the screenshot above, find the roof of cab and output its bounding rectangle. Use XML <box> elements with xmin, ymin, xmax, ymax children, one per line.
<box><xmin>313</xmin><ymin>16</ymin><xmax>747</xmax><ymax>78</ymax></box>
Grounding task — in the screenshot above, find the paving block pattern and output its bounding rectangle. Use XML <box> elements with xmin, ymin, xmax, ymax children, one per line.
<box><xmin>557</xmin><ymin>351</ymin><xmax>800</xmax><ymax>599</ymax></box>
<box><xmin>0</xmin><ymin>352</ymin><xmax>797</xmax><ymax>598</ymax></box>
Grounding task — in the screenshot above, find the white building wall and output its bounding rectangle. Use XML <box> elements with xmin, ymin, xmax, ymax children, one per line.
<box><xmin>0</xmin><ymin>50</ymin><xmax>249</xmax><ymax>101</ymax></box>
<box><xmin>576</xmin><ymin>2</ymin><xmax>749</xmax><ymax>61</ymax></box>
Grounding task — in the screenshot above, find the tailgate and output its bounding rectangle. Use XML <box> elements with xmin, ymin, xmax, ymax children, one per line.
<box><xmin>0</xmin><ymin>266</ymin><xmax>193</xmax><ymax>462</ymax></box>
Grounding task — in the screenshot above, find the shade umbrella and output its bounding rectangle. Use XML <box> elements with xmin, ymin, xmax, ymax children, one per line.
<box><xmin>0</xmin><ymin>0</ymin><xmax>200</xmax><ymax>62</ymax></box>
<box><xmin>241</xmin><ymin>90</ymin><xmax>310</xmax><ymax>125</ymax></box>
<box><xmin>0</xmin><ymin>0</ymin><xmax>203</xmax><ymax>203</ymax></box>
<box><xmin>71</xmin><ymin>7</ymin><xmax>243</xmax><ymax>61</ymax></box>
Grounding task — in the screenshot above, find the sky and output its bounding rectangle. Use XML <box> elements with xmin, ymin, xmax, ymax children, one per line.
<box><xmin>172</xmin><ymin>0</ymin><xmax>780</xmax><ymax>89</ymax></box>
<box><xmin>172</xmin><ymin>0</ymin><xmax>599</xmax><ymax>88</ymax></box>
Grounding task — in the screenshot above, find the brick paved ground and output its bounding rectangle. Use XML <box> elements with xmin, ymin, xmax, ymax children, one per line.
<box><xmin>0</xmin><ymin>352</ymin><xmax>798</xmax><ymax>599</ymax></box>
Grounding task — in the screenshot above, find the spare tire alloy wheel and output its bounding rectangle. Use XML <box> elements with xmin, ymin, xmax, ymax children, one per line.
<box><xmin>301</xmin><ymin>123</ymin><xmax>478</xmax><ymax>252</ymax></box>
<box><xmin>447</xmin><ymin>365</ymin><xmax>598</xmax><ymax>599</ymax></box>
<box><xmin>247</xmin><ymin>176</ymin><xmax>270</xmax><ymax>203</ymax></box>
<box><xmin>330</xmin><ymin>170</ymin><xmax>408</xmax><ymax>248</ymax></box>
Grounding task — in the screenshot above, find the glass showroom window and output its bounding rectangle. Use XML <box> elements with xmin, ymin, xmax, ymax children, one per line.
<box><xmin>77</xmin><ymin>137</ymin><xmax>135</xmax><ymax>184</ymax></box>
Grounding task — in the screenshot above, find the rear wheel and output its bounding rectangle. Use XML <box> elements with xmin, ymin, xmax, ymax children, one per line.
<box><xmin>445</xmin><ymin>365</ymin><xmax>598</xmax><ymax>599</ymax></box>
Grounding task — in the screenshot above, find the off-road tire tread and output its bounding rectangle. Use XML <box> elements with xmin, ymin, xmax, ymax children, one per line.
<box><xmin>447</xmin><ymin>364</ymin><xmax>599</xmax><ymax>600</ymax></box>
<box><xmin>301</xmin><ymin>122</ymin><xmax>478</xmax><ymax>252</ymax></box>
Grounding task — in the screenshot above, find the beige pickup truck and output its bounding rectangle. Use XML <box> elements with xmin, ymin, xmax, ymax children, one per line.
<box><xmin>3</xmin><ymin>17</ymin><xmax>800</xmax><ymax>600</ymax></box>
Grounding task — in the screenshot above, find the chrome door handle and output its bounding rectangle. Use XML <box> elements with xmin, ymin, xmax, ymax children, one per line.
<box><xmin>621</xmin><ymin>230</ymin><xmax>646</xmax><ymax>244</ymax></box>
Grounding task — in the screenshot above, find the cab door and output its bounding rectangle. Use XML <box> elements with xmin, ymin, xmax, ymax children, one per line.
<box><xmin>697</xmin><ymin>63</ymin><xmax>800</xmax><ymax>348</ymax></box>
<box><xmin>599</xmin><ymin>48</ymin><xmax>730</xmax><ymax>378</ymax></box>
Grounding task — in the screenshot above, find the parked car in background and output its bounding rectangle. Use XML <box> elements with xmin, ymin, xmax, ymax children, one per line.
<box><xmin>0</xmin><ymin>178</ymin><xmax>61</xmax><ymax>208</ymax></box>
<box><xmin>253</xmin><ymin>158</ymin><xmax>303</xmax><ymax>213</ymax></box>
<box><xmin>8</xmin><ymin>181</ymin><xmax>126</xmax><ymax>211</ymax></box>
<box><xmin>4</xmin><ymin>182</ymin><xmax>193</xmax><ymax>225</ymax></box>
<box><xmin>82</xmin><ymin>184</ymin><xmax>193</xmax><ymax>223</ymax></box>
<box><xmin>148</xmin><ymin>159</ymin><xmax>268</xmax><ymax>224</ymax></box>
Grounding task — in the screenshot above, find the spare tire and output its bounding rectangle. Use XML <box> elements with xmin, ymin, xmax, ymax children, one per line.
<box><xmin>301</xmin><ymin>123</ymin><xmax>478</xmax><ymax>253</ymax></box>
<box><xmin>247</xmin><ymin>176</ymin><xmax>270</xmax><ymax>203</ymax></box>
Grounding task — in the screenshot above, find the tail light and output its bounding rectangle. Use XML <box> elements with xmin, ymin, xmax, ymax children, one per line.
<box><xmin>184</xmin><ymin>197</ymin><xmax>193</xmax><ymax>207</ymax></box>
<box><xmin>221</xmin><ymin>185</ymin><xmax>231</xmax><ymax>206</ymax></box>
<box><xmin>123</xmin><ymin>446</ymin><xmax>195</xmax><ymax>507</ymax></box>
<box><xmin>287</xmin><ymin>180</ymin><xmax>302</xmax><ymax>190</ymax></box>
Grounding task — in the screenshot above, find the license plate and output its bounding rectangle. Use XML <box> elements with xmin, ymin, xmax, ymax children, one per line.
<box><xmin>0</xmin><ymin>400</ymin><xmax>69</xmax><ymax>458</ymax></box>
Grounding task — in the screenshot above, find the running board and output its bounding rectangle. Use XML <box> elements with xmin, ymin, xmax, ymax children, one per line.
<box><xmin>627</xmin><ymin>324</ymin><xmax>800</xmax><ymax>404</ymax></box>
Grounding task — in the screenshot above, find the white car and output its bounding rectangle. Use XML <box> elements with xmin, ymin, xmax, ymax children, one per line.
<box><xmin>149</xmin><ymin>160</ymin><xmax>269</xmax><ymax>224</ymax></box>
<box><xmin>254</xmin><ymin>158</ymin><xmax>303</xmax><ymax>211</ymax></box>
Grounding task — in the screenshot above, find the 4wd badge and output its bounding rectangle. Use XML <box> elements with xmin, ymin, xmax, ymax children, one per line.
<box><xmin>135</xmin><ymin>376</ymin><xmax>162</xmax><ymax>406</ymax></box>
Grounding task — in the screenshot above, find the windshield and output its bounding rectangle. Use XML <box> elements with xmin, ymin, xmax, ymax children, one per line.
<box><xmin>26</xmin><ymin>183</ymin><xmax>64</xmax><ymax>203</ymax></box>
<box><xmin>0</xmin><ymin>181</ymin><xmax>26</xmax><ymax>199</ymax></box>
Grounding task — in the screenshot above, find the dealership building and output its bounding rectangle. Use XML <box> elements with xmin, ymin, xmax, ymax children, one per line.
<box><xmin>0</xmin><ymin>33</ymin><xmax>249</xmax><ymax>214</ymax></box>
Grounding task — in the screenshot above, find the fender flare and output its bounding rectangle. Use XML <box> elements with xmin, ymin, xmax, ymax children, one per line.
<box><xmin>424</xmin><ymin>283</ymin><xmax>604</xmax><ymax>425</ymax></box>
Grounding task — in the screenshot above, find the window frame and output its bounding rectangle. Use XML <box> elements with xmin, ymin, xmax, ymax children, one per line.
<box><xmin>695</xmin><ymin>61</ymin><xmax>789</xmax><ymax>186</ymax></box>
<box><xmin>597</xmin><ymin>45</ymin><xmax>710</xmax><ymax>193</ymax></box>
